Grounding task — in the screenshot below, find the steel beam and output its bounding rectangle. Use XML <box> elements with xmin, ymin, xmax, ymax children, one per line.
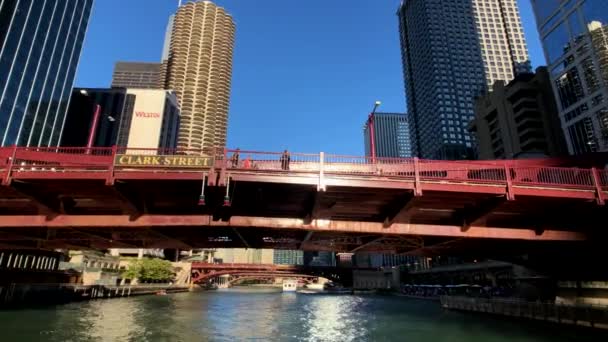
<box><xmin>299</xmin><ymin>231</ymin><xmax>314</xmax><ymax>249</ymax></box>
<box><xmin>454</xmin><ymin>196</ymin><xmax>505</xmax><ymax>231</ymax></box>
<box><xmin>106</xmin><ymin>184</ymin><xmax>141</xmax><ymax>218</ymax></box>
<box><xmin>382</xmin><ymin>193</ymin><xmax>417</xmax><ymax>228</ymax></box>
<box><xmin>70</xmin><ymin>229</ymin><xmax>140</xmax><ymax>249</ymax></box>
<box><xmin>232</xmin><ymin>227</ymin><xmax>251</xmax><ymax>248</ymax></box>
<box><xmin>0</xmin><ymin>215</ymin><xmax>586</xmax><ymax>241</ymax></box>
<box><xmin>349</xmin><ymin>236</ymin><xmax>385</xmax><ymax>253</ymax></box>
<box><xmin>5</xmin><ymin>183</ymin><xmax>59</xmax><ymax>216</ymax></box>
<box><xmin>145</xmin><ymin>229</ymin><xmax>193</xmax><ymax>250</ymax></box>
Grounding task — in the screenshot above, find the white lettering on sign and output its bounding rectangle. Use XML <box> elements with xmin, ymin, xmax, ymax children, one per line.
<box><xmin>135</xmin><ymin>111</ymin><xmax>160</xmax><ymax>118</ymax></box>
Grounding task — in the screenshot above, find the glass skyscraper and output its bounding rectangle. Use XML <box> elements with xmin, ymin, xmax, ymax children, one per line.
<box><xmin>363</xmin><ymin>112</ymin><xmax>412</xmax><ymax>158</ymax></box>
<box><xmin>0</xmin><ymin>0</ymin><xmax>93</xmax><ymax>147</ymax></box>
<box><xmin>531</xmin><ymin>0</ymin><xmax>608</xmax><ymax>154</ymax></box>
<box><xmin>398</xmin><ymin>0</ymin><xmax>530</xmax><ymax>159</ymax></box>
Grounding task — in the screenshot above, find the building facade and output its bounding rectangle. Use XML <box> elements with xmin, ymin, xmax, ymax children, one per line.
<box><xmin>214</xmin><ymin>249</ymin><xmax>274</xmax><ymax>264</ymax></box>
<box><xmin>470</xmin><ymin>67</ymin><xmax>568</xmax><ymax>159</ymax></box>
<box><xmin>531</xmin><ymin>0</ymin><xmax>608</xmax><ymax>154</ymax></box>
<box><xmin>363</xmin><ymin>112</ymin><xmax>412</xmax><ymax>158</ymax></box>
<box><xmin>0</xmin><ymin>0</ymin><xmax>94</xmax><ymax>147</ymax></box>
<box><xmin>164</xmin><ymin>1</ymin><xmax>235</xmax><ymax>150</ymax></box>
<box><xmin>109</xmin><ymin>249</ymin><xmax>164</xmax><ymax>259</ymax></box>
<box><xmin>398</xmin><ymin>0</ymin><xmax>530</xmax><ymax>159</ymax></box>
<box><xmin>273</xmin><ymin>250</ymin><xmax>304</xmax><ymax>266</ymax></box>
<box><xmin>62</xmin><ymin>88</ymin><xmax>179</xmax><ymax>150</ymax></box>
<box><xmin>304</xmin><ymin>251</ymin><xmax>336</xmax><ymax>267</ymax></box>
<box><xmin>111</xmin><ymin>62</ymin><xmax>163</xmax><ymax>89</ymax></box>
<box><xmin>354</xmin><ymin>253</ymin><xmax>418</xmax><ymax>268</ymax></box>
<box><xmin>124</xmin><ymin>89</ymin><xmax>180</xmax><ymax>150</ymax></box>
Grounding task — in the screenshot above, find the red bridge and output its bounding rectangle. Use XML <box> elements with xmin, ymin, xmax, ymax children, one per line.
<box><xmin>190</xmin><ymin>263</ymin><xmax>352</xmax><ymax>284</ymax></box>
<box><xmin>0</xmin><ymin>146</ymin><xmax>605</xmax><ymax>255</ymax></box>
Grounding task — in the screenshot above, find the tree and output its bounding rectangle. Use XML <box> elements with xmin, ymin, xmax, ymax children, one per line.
<box><xmin>122</xmin><ymin>258</ymin><xmax>175</xmax><ymax>283</ymax></box>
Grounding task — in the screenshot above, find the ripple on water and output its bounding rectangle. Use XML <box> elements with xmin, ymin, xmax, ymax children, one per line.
<box><xmin>0</xmin><ymin>292</ymin><xmax>605</xmax><ymax>341</ymax></box>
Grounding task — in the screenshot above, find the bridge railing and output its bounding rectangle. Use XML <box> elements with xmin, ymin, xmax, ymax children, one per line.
<box><xmin>225</xmin><ymin>149</ymin><xmax>321</xmax><ymax>172</ymax></box>
<box><xmin>115</xmin><ymin>146</ymin><xmax>218</xmax><ymax>156</ymax></box>
<box><xmin>9</xmin><ymin>147</ymin><xmax>114</xmax><ymax>172</ymax></box>
<box><xmin>600</xmin><ymin>169</ymin><xmax>608</xmax><ymax>190</ymax></box>
<box><xmin>1</xmin><ymin>146</ymin><xmax>606</xmax><ymax>197</ymax></box>
<box><xmin>510</xmin><ymin>166</ymin><xmax>595</xmax><ymax>189</ymax></box>
<box><xmin>418</xmin><ymin>160</ymin><xmax>507</xmax><ymax>184</ymax></box>
<box><xmin>324</xmin><ymin>155</ymin><xmax>413</xmax><ymax>176</ymax></box>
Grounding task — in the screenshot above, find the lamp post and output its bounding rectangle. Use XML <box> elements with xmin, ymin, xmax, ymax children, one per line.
<box><xmin>86</xmin><ymin>104</ymin><xmax>101</xmax><ymax>153</ymax></box>
<box><xmin>79</xmin><ymin>90</ymin><xmax>102</xmax><ymax>154</ymax></box>
<box><xmin>367</xmin><ymin>101</ymin><xmax>381</xmax><ymax>163</ymax></box>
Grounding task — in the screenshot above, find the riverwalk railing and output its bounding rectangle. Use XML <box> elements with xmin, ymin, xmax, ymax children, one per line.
<box><xmin>440</xmin><ymin>296</ymin><xmax>608</xmax><ymax>330</ymax></box>
<box><xmin>0</xmin><ymin>283</ymin><xmax>189</xmax><ymax>306</ymax></box>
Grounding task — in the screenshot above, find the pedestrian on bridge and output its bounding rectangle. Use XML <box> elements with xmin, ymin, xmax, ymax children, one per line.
<box><xmin>281</xmin><ymin>150</ymin><xmax>290</xmax><ymax>170</ymax></box>
<box><xmin>231</xmin><ymin>148</ymin><xmax>240</xmax><ymax>168</ymax></box>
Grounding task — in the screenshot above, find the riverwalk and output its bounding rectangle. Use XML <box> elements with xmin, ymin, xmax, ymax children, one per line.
<box><xmin>440</xmin><ymin>296</ymin><xmax>608</xmax><ymax>330</ymax></box>
<box><xmin>0</xmin><ymin>283</ymin><xmax>189</xmax><ymax>307</ymax></box>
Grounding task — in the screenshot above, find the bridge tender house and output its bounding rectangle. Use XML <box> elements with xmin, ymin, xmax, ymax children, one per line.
<box><xmin>115</xmin><ymin>155</ymin><xmax>213</xmax><ymax>168</ymax></box>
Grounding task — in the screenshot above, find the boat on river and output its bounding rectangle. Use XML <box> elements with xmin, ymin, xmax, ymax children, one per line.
<box><xmin>282</xmin><ymin>280</ymin><xmax>298</xmax><ymax>292</ymax></box>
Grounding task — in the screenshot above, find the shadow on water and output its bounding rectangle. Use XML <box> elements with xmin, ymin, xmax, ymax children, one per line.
<box><xmin>0</xmin><ymin>292</ymin><xmax>606</xmax><ymax>341</ymax></box>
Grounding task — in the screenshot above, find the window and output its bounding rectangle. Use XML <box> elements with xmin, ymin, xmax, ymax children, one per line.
<box><xmin>581</xmin><ymin>57</ymin><xmax>600</xmax><ymax>94</ymax></box>
<box><xmin>567</xmin><ymin>117</ymin><xmax>598</xmax><ymax>154</ymax></box>
<box><xmin>543</xmin><ymin>22</ymin><xmax>570</xmax><ymax>63</ymax></box>
<box><xmin>555</xmin><ymin>68</ymin><xmax>585</xmax><ymax>109</ymax></box>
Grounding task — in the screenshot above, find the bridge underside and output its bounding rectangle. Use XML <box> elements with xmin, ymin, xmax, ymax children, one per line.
<box><xmin>0</xmin><ymin>176</ymin><xmax>603</xmax><ymax>255</ymax></box>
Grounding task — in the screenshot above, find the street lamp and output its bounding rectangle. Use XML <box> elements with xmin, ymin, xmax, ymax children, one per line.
<box><xmin>78</xmin><ymin>90</ymin><xmax>102</xmax><ymax>154</ymax></box>
<box><xmin>367</xmin><ymin>101</ymin><xmax>381</xmax><ymax>162</ymax></box>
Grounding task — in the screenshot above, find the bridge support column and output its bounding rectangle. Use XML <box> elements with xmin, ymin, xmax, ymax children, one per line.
<box><xmin>505</xmin><ymin>165</ymin><xmax>514</xmax><ymax>201</ymax></box>
<box><xmin>318</xmin><ymin>152</ymin><xmax>326</xmax><ymax>191</ymax></box>
<box><xmin>591</xmin><ymin>168</ymin><xmax>605</xmax><ymax>205</ymax></box>
<box><xmin>413</xmin><ymin>158</ymin><xmax>422</xmax><ymax>196</ymax></box>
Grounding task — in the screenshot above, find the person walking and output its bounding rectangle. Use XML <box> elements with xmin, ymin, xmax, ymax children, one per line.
<box><xmin>280</xmin><ymin>149</ymin><xmax>290</xmax><ymax>170</ymax></box>
<box><xmin>231</xmin><ymin>148</ymin><xmax>240</xmax><ymax>168</ymax></box>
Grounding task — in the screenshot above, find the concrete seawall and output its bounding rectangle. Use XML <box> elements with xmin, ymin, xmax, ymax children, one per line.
<box><xmin>0</xmin><ymin>283</ymin><xmax>190</xmax><ymax>307</ymax></box>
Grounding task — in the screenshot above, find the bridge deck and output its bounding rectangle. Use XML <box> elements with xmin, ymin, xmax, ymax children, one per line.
<box><xmin>0</xmin><ymin>147</ymin><xmax>605</xmax><ymax>254</ymax></box>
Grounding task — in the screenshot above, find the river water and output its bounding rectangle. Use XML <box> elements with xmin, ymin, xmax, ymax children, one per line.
<box><xmin>0</xmin><ymin>289</ymin><xmax>605</xmax><ymax>341</ymax></box>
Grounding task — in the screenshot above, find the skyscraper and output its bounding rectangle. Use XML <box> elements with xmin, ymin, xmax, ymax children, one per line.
<box><xmin>398</xmin><ymin>0</ymin><xmax>530</xmax><ymax>159</ymax></box>
<box><xmin>363</xmin><ymin>112</ymin><xmax>411</xmax><ymax>158</ymax></box>
<box><xmin>531</xmin><ymin>0</ymin><xmax>608</xmax><ymax>154</ymax></box>
<box><xmin>164</xmin><ymin>1</ymin><xmax>235</xmax><ymax>150</ymax></box>
<box><xmin>111</xmin><ymin>62</ymin><xmax>163</xmax><ymax>89</ymax></box>
<box><xmin>0</xmin><ymin>0</ymin><xmax>94</xmax><ymax>147</ymax></box>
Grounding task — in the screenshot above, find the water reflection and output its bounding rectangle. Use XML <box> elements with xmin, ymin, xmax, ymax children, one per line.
<box><xmin>302</xmin><ymin>296</ymin><xmax>368</xmax><ymax>342</ymax></box>
<box><xmin>0</xmin><ymin>291</ymin><xmax>604</xmax><ymax>341</ymax></box>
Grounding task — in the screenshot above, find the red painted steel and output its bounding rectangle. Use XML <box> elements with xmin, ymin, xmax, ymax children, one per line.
<box><xmin>192</xmin><ymin>263</ymin><xmax>301</xmax><ymax>271</ymax></box>
<box><xmin>86</xmin><ymin>105</ymin><xmax>102</xmax><ymax>151</ymax></box>
<box><xmin>0</xmin><ymin>214</ymin><xmax>585</xmax><ymax>241</ymax></box>
<box><xmin>190</xmin><ymin>263</ymin><xmax>353</xmax><ymax>283</ymax></box>
<box><xmin>0</xmin><ymin>146</ymin><xmax>605</xmax><ymax>205</ymax></box>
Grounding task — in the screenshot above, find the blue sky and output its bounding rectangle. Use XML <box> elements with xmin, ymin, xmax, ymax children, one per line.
<box><xmin>76</xmin><ymin>0</ymin><xmax>545</xmax><ymax>155</ymax></box>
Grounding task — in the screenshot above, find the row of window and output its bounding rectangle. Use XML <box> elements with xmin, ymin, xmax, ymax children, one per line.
<box><xmin>0</xmin><ymin>252</ymin><xmax>57</xmax><ymax>270</ymax></box>
<box><xmin>84</xmin><ymin>260</ymin><xmax>120</xmax><ymax>269</ymax></box>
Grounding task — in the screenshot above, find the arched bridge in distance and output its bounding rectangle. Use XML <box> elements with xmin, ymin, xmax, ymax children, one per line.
<box><xmin>0</xmin><ymin>146</ymin><xmax>605</xmax><ymax>256</ymax></box>
<box><xmin>190</xmin><ymin>263</ymin><xmax>355</xmax><ymax>285</ymax></box>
